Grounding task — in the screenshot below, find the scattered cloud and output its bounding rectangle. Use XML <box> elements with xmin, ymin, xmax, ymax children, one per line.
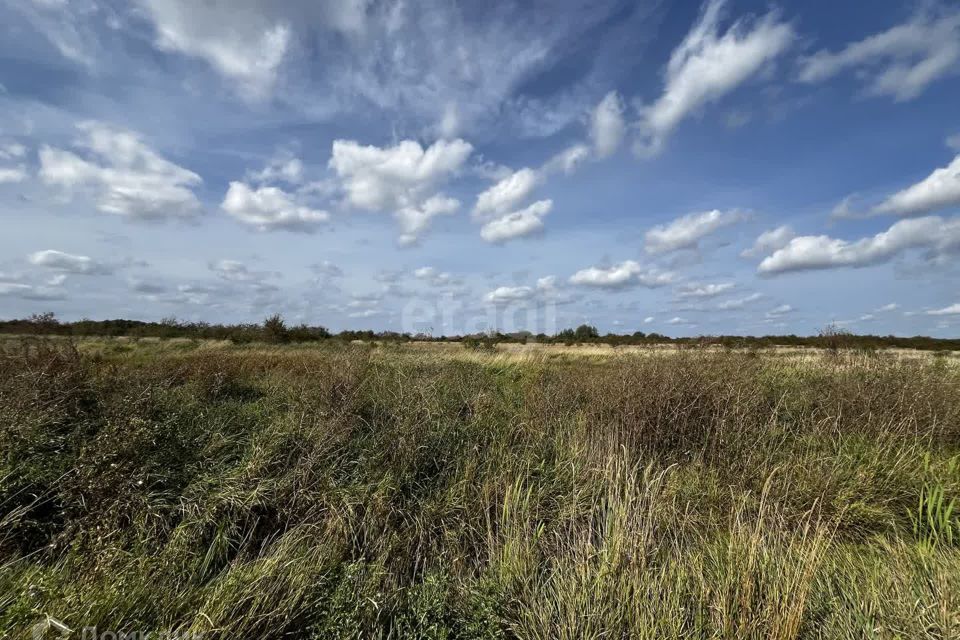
<box><xmin>130</xmin><ymin>279</ymin><xmax>166</xmax><ymax>295</ymax></box>
<box><xmin>210</xmin><ymin>259</ymin><xmax>276</xmax><ymax>284</ymax></box>
<box><xmin>170</xmin><ymin>282</ymin><xmax>226</xmax><ymax>306</ymax></box>
<box><xmin>635</xmin><ymin>0</ymin><xmax>794</xmax><ymax>155</ymax></box>
<box><xmin>0</xmin><ymin>281</ymin><xmax>66</xmax><ymax>301</ymax></box>
<box><xmin>222</xmin><ymin>181</ymin><xmax>328</xmax><ymax>232</ymax></box>
<box><xmin>543</xmin><ymin>144</ymin><xmax>590</xmax><ymax>175</ymax></box>
<box><xmin>741</xmin><ymin>225</ymin><xmax>794</xmax><ymax>257</ymax></box>
<box><xmin>676</xmin><ymin>282</ymin><xmax>735</xmax><ymax>298</ymax></box>
<box><xmin>330</xmin><ymin>137</ymin><xmax>472</xmax><ymax>211</ymax></box>
<box><xmin>0</xmin><ymin>142</ymin><xmax>27</xmax><ymax>160</ymax></box>
<box><xmin>310</xmin><ymin>260</ymin><xmax>343</xmax><ymax>279</ymax></box>
<box><xmin>414</xmin><ymin>266</ymin><xmax>438</xmax><ymax>279</ymax></box>
<box><xmin>329</xmin><ymin>137</ymin><xmax>471</xmax><ymax>241</ymax></box>
<box><xmin>646</xmin><ymin>209</ymin><xmax>745</xmax><ymax>254</ymax></box>
<box><xmin>0</xmin><ymin>141</ymin><xmax>27</xmax><ymax>183</ymax></box>
<box><xmin>39</xmin><ymin>121</ymin><xmax>203</xmax><ymax>221</ymax></box>
<box><xmin>396</xmin><ymin>195</ymin><xmax>460</xmax><ymax>246</ymax></box>
<box><xmin>473</xmin><ymin>167</ymin><xmax>540</xmax><ymax>219</ymax></box>
<box><xmin>536</xmin><ymin>275</ymin><xmax>557</xmax><ymax>291</ymax></box>
<box><xmin>569</xmin><ymin>260</ymin><xmax>675</xmax><ymax>289</ymax></box>
<box><xmin>128</xmin><ymin>0</ymin><xmax>637</xmax><ymax>134</ymax></box>
<box><xmin>28</xmin><ymin>249</ymin><xmax>113</xmax><ymax>275</ymax></box>
<box><xmin>484</xmin><ymin>285</ymin><xmax>534</xmax><ymax>304</ymax></box>
<box><xmin>757</xmin><ymin>216</ymin><xmax>960</xmax><ymax>274</ymax></box>
<box><xmin>480</xmin><ymin>199</ymin><xmax>552</xmax><ymax>243</ymax></box>
<box><xmin>4</xmin><ymin>2</ymin><xmax>959</xmax><ymax>333</ymax></box>
<box><xmin>136</xmin><ymin>0</ymin><xmax>294</xmax><ymax>99</ymax></box>
<box><xmin>590</xmin><ymin>91</ymin><xmax>625</xmax><ymax>158</ymax></box>
<box><xmin>413</xmin><ymin>266</ymin><xmax>456</xmax><ymax>287</ymax></box>
<box><xmin>798</xmin><ymin>7</ymin><xmax>960</xmax><ymax>101</ymax></box>
<box><xmin>872</xmin><ymin>154</ymin><xmax>960</xmax><ymax>217</ymax></box>
<box><xmin>0</xmin><ymin>166</ymin><xmax>27</xmax><ymax>183</ymax></box>
<box><xmin>766</xmin><ymin>304</ymin><xmax>793</xmax><ymax>318</ymax></box>
<box><xmin>247</xmin><ymin>150</ymin><xmax>304</xmax><ymax>185</ymax></box>
<box><xmin>717</xmin><ymin>292</ymin><xmax>763</xmax><ymax>310</ymax></box>
<box><xmin>724</xmin><ymin>109</ymin><xmax>752</xmax><ymax>129</ymax></box>
<box><xmin>830</xmin><ymin>194</ymin><xmax>861</xmax><ymax>219</ymax></box>
<box><xmin>5</xmin><ymin>0</ymin><xmax>104</xmax><ymax>68</ymax></box>
<box><xmin>928</xmin><ymin>303</ymin><xmax>960</xmax><ymax>316</ymax></box>
<box><xmin>348</xmin><ymin>308</ymin><xmax>382</xmax><ymax>319</ymax></box>
<box><xmin>483</xmin><ymin>275</ymin><xmax>564</xmax><ymax>305</ymax></box>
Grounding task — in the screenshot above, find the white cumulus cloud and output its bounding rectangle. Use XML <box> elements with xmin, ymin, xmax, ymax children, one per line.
<box><xmin>676</xmin><ymin>282</ymin><xmax>735</xmax><ymax>298</ymax></box>
<box><xmin>928</xmin><ymin>303</ymin><xmax>960</xmax><ymax>316</ymax></box>
<box><xmin>28</xmin><ymin>249</ymin><xmax>113</xmax><ymax>275</ymax></box>
<box><xmin>741</xmin><ymin>225</ymin><xmax>794</xmax><ymax>257</ymax></box>
<box><xmin>413</xmin><ymin>266</ymin><xmax>457</xmax><ymax>287</ymax></box>
<box><xmin>222</xmin><ymin>181</ymin><xmax>329</xmax><ymax>231</ymax></box>
<box><xmin>635</xmin><ymin>0</ymin><xmax>794</xmax><ymax>155</ymax></box>
<box><xmin>396</xmin><ymin>195</ymin><xmax>460</xmax><ymax>246</ymax></box>
<box><xmin>39</xmin><ymin>122</ymin><xmax>203</xmax><ymax>221</ymax></box>
<box><xmin>484</xmin><ymin>285</ymin><xmax>534</xmax><ymax>304</ymax></box>
<box><xmin>473</xmin><ymin>167</ymin><xmax>540</xmax><ymax>219</ymax></box>
<box><xmin>569</xmin><ymin>260</ymin><xmax>674</xmax><ymax>289</ymax></box>
<box><xmin>717</xmin><ymin>292</ymin><xmax>763</xmax><ymax>310</ymax></box>
<box><xmin>329</xmin><ymin>137</ymin><xmax>471</xmax><ymax>241</ymax></box>
<box><xmin>483</xmin><ymin>275</ymin><xmax>565</xmax><ymax>305</ymax></box>
<box><xmin>330</xmin><ymin>138</ymin><xmax>472</xmax><ymax>212</ymax></box>
<box><xmin>480</xmin><ymin>199</ymin><xmax>552</xmax><ymax>243</ymax></box>
<box><xmin>872</xmin><ymin>154</ymin><xmax>960</xmax><ymax>217</ymax></box>
<box><xmin>645</xmin><ymin>209</ymin><xmax>745</xmax><ymax>254</ymax></box>
<box><xmin>757</xmin><ymin>216</ymin><xmax>960</xmax><ymax>274</ymax></box>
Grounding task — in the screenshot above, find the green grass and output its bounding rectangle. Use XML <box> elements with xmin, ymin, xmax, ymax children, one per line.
<box><xmin>1</xmin><ymin>339</ymin><xmax>959</xmax><ymax>638</ymax></box>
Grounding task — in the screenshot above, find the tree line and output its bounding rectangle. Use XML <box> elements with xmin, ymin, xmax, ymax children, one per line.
<box><xmin>1</xmin><ymin>313</ymin><xmax>958</xmax><ymax>351</ymax></box>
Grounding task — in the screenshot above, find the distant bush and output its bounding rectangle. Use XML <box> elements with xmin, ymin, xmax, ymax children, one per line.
<box><xmin>818</xmin><ymin>323</ymin><xmax>854</xmax><ymax>354</ymax></box>
<box><xmin>462</xmin><ymin>335</ymin><xmax>495</xmax><ymax>351</ymax></box>
<box><xmin>262</xmin><ymin>314</ymin><xmax>289</xmax><ymax>344</ymax></box>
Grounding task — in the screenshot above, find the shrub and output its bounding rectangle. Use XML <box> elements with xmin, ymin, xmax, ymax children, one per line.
<box><xmin>262</xmin><ymin>314</ymin><xmax>289</xmax><ymax>344</ymax></box>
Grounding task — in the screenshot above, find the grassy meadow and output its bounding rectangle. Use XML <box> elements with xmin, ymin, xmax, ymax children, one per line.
<box><xmin>1</xmin><ymin>337</ymin><xmax>959</xmax><ymax>638</ymax></box>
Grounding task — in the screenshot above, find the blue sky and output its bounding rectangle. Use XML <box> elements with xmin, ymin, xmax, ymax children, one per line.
<box><xmin>1</xmin><ymin>0</ymin><xmax>959</xmax><ymax>336</ymax></box>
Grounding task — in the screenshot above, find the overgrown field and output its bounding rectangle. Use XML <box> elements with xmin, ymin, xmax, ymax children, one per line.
<box><xmin>2</xmin><ymin>339</ymin><xmax>959</xmax><ymax>638</ymax></box>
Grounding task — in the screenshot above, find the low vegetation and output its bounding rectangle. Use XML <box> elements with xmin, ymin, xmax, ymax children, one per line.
<box><xmin>3</xmin><ymin>313</ymin><xmax>960</xmax><ymax>351</ymax></box>
<box><xmin>1</xmin><ymin>338</ymin><xmax>959</xmax><ymax>638</ymax></box>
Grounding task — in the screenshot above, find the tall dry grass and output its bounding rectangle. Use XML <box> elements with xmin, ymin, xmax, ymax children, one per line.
<box><xmin>0</xmin><ymin>339</ymin><xmax>958</xmax><ymax>638</ymax></box>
